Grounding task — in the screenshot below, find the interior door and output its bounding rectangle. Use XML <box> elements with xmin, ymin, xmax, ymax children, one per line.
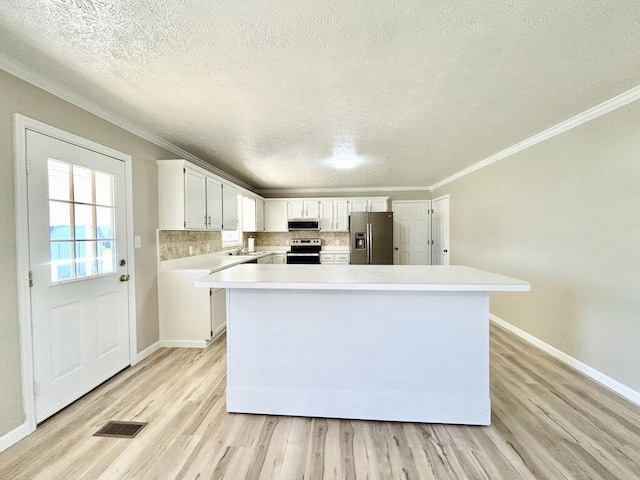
<box><xmin>392</xmin><ymin>201</ymin><xmax>431</xmax><ymax>265</ymax></box>
<box><xmin>27</xmin><ymin>130</ymin><xmax>130</xmax><ymax>422</ymax></box>
<box><xmin>432</xmin><ymin>195</ymin><xmax>450</xmax><ymax>265</ymax></box>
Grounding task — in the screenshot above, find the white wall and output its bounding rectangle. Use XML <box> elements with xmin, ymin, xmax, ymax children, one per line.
<box><xmin>433</xmin><ymin>99</ymin><xmax>640</xmax><ymax>393</ymax></box>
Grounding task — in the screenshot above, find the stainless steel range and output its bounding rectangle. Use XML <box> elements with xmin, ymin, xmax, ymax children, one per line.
<box><xmin>286</xmin><ymin>238</ymin><xmax>321</xmax><ymax>264</ymax></box>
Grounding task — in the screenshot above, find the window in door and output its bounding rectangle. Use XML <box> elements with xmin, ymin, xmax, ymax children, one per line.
<box><xmin>48</xmin><ymin>159</ymin><xmax>116</xmax><ymax>282</ymax></box>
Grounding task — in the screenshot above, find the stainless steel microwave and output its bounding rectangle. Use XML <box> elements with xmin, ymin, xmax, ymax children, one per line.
<box><xmin>287</xmin><ymin>219</ymin><xmax>320</xmax><ymax>231</ymax></box>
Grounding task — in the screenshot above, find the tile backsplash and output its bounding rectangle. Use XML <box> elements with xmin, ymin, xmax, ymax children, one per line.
<box><xmin>159</xmin><ymin>230</ymin><xmax>350</xmax><ymax>261</ymax></box>
<box><xmin>249</xmin><ymin>231</ymin><xmax>349</xmax><ymax>247</ymax></box>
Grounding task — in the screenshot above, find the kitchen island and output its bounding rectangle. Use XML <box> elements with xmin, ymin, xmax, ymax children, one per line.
<box><xmin>196</xmin><ymin>265</ymin><xmax>530</xmax><ymax>425</ymax></box>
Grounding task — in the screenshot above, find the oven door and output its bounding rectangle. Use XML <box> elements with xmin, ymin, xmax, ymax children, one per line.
<box><xmin>286</xmin><ymin>252</ymin><xmax>321</xmax><ymax>264</ymax></box>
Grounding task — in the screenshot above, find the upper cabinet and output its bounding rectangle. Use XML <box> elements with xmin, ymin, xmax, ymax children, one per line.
<box><xmin>319</xmin><ymin>199</ymin><xmax>349</xmax><ymax>232</ymax></box>
<box><xmin>242</xmin><ymin>196</ymin><xmax>265</xmax><ymax>232</ymax></box>
<box><xmin>222</xmin><ymin>184</ymin><xmax>238</xmax><ymax>231</ymax></box>
<box><xmin>264</xmin><ymin>200</ymin><xmax>288</xmax><ymax>232</ymax></box>
<box><xmin>158</xmin><ymin>160</ymin><xmax>246</xmax><ymax>231</ymax></box>
<box><xmin>288</xmin><ymin>200</ymin><xmax>319</xmax><ymax>219</ymax></box>
<box><xmin>158</xmin><ymin>160</ymin><xmax>223</xmax><ymax>230</ymax></box>
<box><xmin>349</xmin><ymin>198</ymin><xmax>388</xmax><ymax>213</ymax></box>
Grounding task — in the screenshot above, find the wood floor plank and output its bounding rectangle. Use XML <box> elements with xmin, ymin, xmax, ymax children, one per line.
<box><xmin>1</xmin><ymin>325</ymin><xmax>639</xmax><ymax>479</ymax></box>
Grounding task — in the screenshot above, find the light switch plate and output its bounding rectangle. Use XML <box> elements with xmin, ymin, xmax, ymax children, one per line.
<box><xmin>134</xmin><ymin>236</ymin><xmax>141</xmax><ymax>248</ymax></box>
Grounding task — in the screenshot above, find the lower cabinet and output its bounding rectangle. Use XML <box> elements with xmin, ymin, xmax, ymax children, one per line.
<box><xmin>158</xmin><ymin>271</ymin><xmax>226</xmax><ymax>348</ymax></box>
<box><xmin>320</xmin><ymin>252</ymin><xmax>350</xmax><ymax>265</ymax></box>
<box><xmin>271</xmin><ymin>253</ymin><xmax>286</xmax><ymax>264</ymax></box>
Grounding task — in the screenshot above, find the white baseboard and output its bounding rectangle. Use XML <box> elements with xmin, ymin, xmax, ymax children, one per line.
<box><xmin>490</xmin><ymin>314</ymin><xmax>640</xmax><ymax>406</ymax></box>
<box><xmin>134</xmin><ymin>341</ymin><xmax>162</xmax><ymax>364</ymax></box>
<box><xmin>0</xmin><ymin>422</ymin><xmax>33</xmax><ymax>453</ymax></box>
<box><xmin>160</xmin><ymin>340</ymin><xmax>208</xmax><ymax>348</ymax></box>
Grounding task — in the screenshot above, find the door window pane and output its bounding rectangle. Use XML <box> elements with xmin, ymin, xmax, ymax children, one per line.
<box><xmin>47</xmin><ymin>159</ymin><xmax>118</xmax><ymax>283</ymax></box>
<box><xmin>48</xmin><ymin>160</ymin><xmax>71</xmax><ymax>201</ymax></box>
<box><xmin>96</xmin><ymin>207</ymin><xmax>114</xmax><ymax>240</ymax></box>
<box><xmin>75</xmin><ymin>241</ymin><xmax>96</xmax><ymax>278</ymax></box>
<box><xmin>95</xmin><ymin>171</ymin><xmax>114</xmax><ymax>206</ymax></box>
<box><xmin>74</xmin><ymin>204</ymin><xmax>95</xmax><ymax>240</ymax></box>
<box><xmin>73</xmin><ymin>166</ymin><xmax>93</xmax><ymax>204</ymax></box>
<box><xmin>49</xmin><ymin>201</ymin><xmax>72</xmax><ymax>240</ymax></box>
<box><xmin>97</xmin><ymin>240</ymin><xmax>115</xmax><ymax>274</ymax></box>
<box><xmin>50</xmin><ymin>242</ymin><xmax>74</xmax><ymax>282</ymax></box>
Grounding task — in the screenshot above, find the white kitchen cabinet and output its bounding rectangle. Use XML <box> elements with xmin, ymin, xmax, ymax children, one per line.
<box><xmin>320</xmin><ymin>253</ymin><xmax>335</xmax><ymax>264</ymax></box>
<box><xmin>288</xmin><ymin>200</ymin><xmax>319</xmax><ymax>219</ymax></box>
<box><xmin>184</xmin><ymin>168</ymin><xmax>207</xmax><ymax>229</ymax></box>
<box><xmin>243</xmin><ymin>196</ymin><xmax>266</xmax><ymax>232</ymax></box>
<box><xmin>222</xmin><ymin>184</ymin><xmax>238</xmax><ymax>230</ymax></box>
<box><xmin>334</xmin><ymin>200</ymin><xmax>350</xmax><ymax>231</ymax></box>
<box><xmin>158</xmin><ymin>270</ymin><xmax>223</xmax><ymax>347</ymax></box>
<box><xmin>319</xmin><ymin>200</ymin><xmax>334</xmax><ymax>231</ymax></box>
<box><xmin>256</xmin><ymin>198</ymin><xmax>265</xmax><ymax>231</ymax></box>
<box><xmin>319</xmin><ymin>200</ymin><xmax>349</xmax><ymax>232</ymax></box>
<box><xmin>320</xmin><ymin>252</ymin><xmax>350</xmax><ymax>265</ymax></box>
<box><xmin>206</xmin><ymin>177</ymin><xmax>222</xmax><ymax>230</ymax></box>
<box><xmin>349</xmin><ymin>197</ymin><xmax>388</xmax><ymax>213</ymax></box>
<box><xmin>349</xmin><ymin>199</ymin><xmax>369</xmax><ymax>213</ymax></box>
<box><xmin>210</xmin><ymin>288</ymin><xmax>227</xmax><ymax>340</ymax></box>
<box><xmin>271</xmin><ymin>253</ymin><xmax>286</xmax><ymax>264</ymax></box>
<box><xmin>257</xmin><ymin>254</ymin><xmax>272</xmax><ymax>264</ymax></box>
<box><xmin>369</xmin><ymin>198</ymin><xmax>388</xmax><ymax>212</ymax></box>
<box><xmin>264</xmin><ymin>200</ymin><xmax>288</xmax><ymax>232</ymax></box>
<box><xmin>335</xmin><ymin>252</ymin><xmax>350</xmax><ymax>265</ymax></box>
<box><xmin>157</xmin><ymin>160</ymin><xmax>225</xmax><ymax>231</ymax></box>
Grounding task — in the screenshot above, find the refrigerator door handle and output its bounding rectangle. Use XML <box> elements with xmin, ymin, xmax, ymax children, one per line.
<box><xmin>367</xmin><ymin>222</ymin><xmax>372</xmax><ymax>264</ymax></box>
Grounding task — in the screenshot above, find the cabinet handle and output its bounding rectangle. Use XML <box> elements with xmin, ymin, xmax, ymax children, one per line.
<box><xmin>208</xmin><ymin>215</ymin><xmax>211</xmax><ymax>226</ymax></box>
<box><xmin>204</xmin><ymin>215</ymin><xmax>207</xmax><ymax>226</ymax></box>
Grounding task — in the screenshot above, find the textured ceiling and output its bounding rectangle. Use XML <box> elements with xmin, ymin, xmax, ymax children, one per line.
<box><xmin>1</xmin><ymin>1</ymin><xmax>639</xmax><ymax>190</ymax></box>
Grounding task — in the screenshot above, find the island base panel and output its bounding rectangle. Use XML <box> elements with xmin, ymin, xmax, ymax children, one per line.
<box><xmin>226</xmin><ymin>288</ymin><xmax>491</xmax><ymax>425</ymax></box>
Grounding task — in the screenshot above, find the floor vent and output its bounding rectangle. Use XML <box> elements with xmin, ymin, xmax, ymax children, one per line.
<box><xmin>93</xmin><ymin>421</ymin><xmax>147</xmax><ymax>439</ymax></box>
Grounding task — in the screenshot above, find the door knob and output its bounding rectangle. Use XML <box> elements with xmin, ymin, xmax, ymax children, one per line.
<box><xmin>120</xmin><ymin>274</ymin><xmax>130</xmax><ymax>282</ymax></box>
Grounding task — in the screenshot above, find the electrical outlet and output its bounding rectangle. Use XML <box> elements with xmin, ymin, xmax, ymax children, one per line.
<box><xmin>189</xmin><ymin>246</ymin><xmax>194</xmax><ymax>255</ymax></box>
<box><xmin>206</xmin><ymin>244</ymin><xmax>211</xmax><ymax>253</ymax></box>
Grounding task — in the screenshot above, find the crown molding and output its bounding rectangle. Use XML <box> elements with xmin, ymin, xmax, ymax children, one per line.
<box><xmin>0</xmin><ymin>53</ymin><xmax>256</xmax><ymax>192</ymax></box>
<box><xmin>430</xmin><ymin>84</ymin><xmax>640</xmax><ymax>191</ymax></box>
<box><xmin>258</xmin><ymin>185</ymin><xmax>431</xmax><ymax>195</ymax></box>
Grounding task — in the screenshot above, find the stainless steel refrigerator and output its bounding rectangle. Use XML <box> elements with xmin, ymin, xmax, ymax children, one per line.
<box><xmin>349</xmin><ymin>212</ymin><xmax>394</xmax><ymax>264</ymax></box>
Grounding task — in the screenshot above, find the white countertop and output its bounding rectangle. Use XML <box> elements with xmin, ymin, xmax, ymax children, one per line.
<box><xmin>160</xmin><ymin>251</ymin><xmax>275</xmax><ymax>273</ymax></box>
<box><xmin>195</xmin><ymin>264</ymin><xmax>530</xmax><ymax>292</ymax></box>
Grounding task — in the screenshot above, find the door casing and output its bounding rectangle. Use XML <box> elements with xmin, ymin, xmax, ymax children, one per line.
<box><xmin>13</xmin><ymin>114</ymin><xmax>138</xmax><ymax>435</ymax></box>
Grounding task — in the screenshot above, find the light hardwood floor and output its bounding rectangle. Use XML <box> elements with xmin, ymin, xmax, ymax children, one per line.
<box><xmin>1</xmin><ymin>323</ymin><xmax>639</xmax><ymax>479</ymax></box>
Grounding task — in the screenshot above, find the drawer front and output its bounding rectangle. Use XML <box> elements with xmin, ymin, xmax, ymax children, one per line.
<box><xmin>334</xmin><ymin>253</ymin><xmax>350</xmax><ymax>265</ymax></box>
<box><xmin>320</xmin><ymin>253</ymin><xmax>335</xmax><ymax>264</ymax></box>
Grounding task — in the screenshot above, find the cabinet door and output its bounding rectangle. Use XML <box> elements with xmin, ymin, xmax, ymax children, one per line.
<box><xmin>368</xmin><ymin>198</ymin><xmax>388</xmax><ymax>212</ymax></box>
<box><xmin>206</xmin><ymin>177</ymin><xmax>222</xmax><ymax>230</ymax></box>
<box><xmin>222</xmin><ymin>185</ymin><xmax>238</xmax><ymax>231</ymax></box>
<box><xmin>265</xmin><ymin>200</ymin><xmax>288</xmax><ymax>232</ymax></box>
<box><xmin>184</xmin><ymin>168</ymin><xmax>207</xmax><ymax>229</ymax></box>
<box><xmin>334</xmin><ymin>200</ymin><xmax>349</xmax><ymax>231</ymax></box>
<box><xmin>349</xmin><ymin>199</ymin><xmax>368</xmax><ymax>213</ymax></box>
<box><xmin>242</xmin><ymin>196</ymin><xmax>257</xmax><ymax>232</ymax></box>
<box><xmin>271</xmin><ymin>254</ymin><xmax>286</xmax><ymax>264</ymax></box>
<box><xmin>304</xmin><ymin>200</ymin><xmax>320</xmax><ymax>218</ymax></box>
<box><xmin>256</xmin><ymin>198</ymin><xmax>265</xmax><ymax>231</ymax></box>
<box><xmin>288</xmin><ymin>200</ymin><xmax>304</xmax><ymax>219</ymax></box>
<box><xmin>319</xmin><ymin>200</ymin><xmax>334</xmax><ymax>231</ymax></box>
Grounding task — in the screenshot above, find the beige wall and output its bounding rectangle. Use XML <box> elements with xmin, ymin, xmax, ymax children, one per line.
<box><xmin>433</xmin><ymin>100</ymin><xmax>640</xmax><ymax>393</ymax></box>
<box><xmin>0</xmin><ymin>70</ymin><xmax>174</xmax><ymax>436</ymax></box>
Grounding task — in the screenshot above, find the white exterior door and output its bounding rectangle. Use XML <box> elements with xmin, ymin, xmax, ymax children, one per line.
<box><xmin>27</xmin><ymin>130</ymin><xmax>130</xmax><ymax>422</ymax></box>
<box><xmin>392</xmin><ymin>201</ymin><xmax>431</xmax><ymax>265</ymax></box>
<box><xmin>432</xmin><ymin>195</ymin><xmax>450</xmax><ymax>265</ymax></box>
